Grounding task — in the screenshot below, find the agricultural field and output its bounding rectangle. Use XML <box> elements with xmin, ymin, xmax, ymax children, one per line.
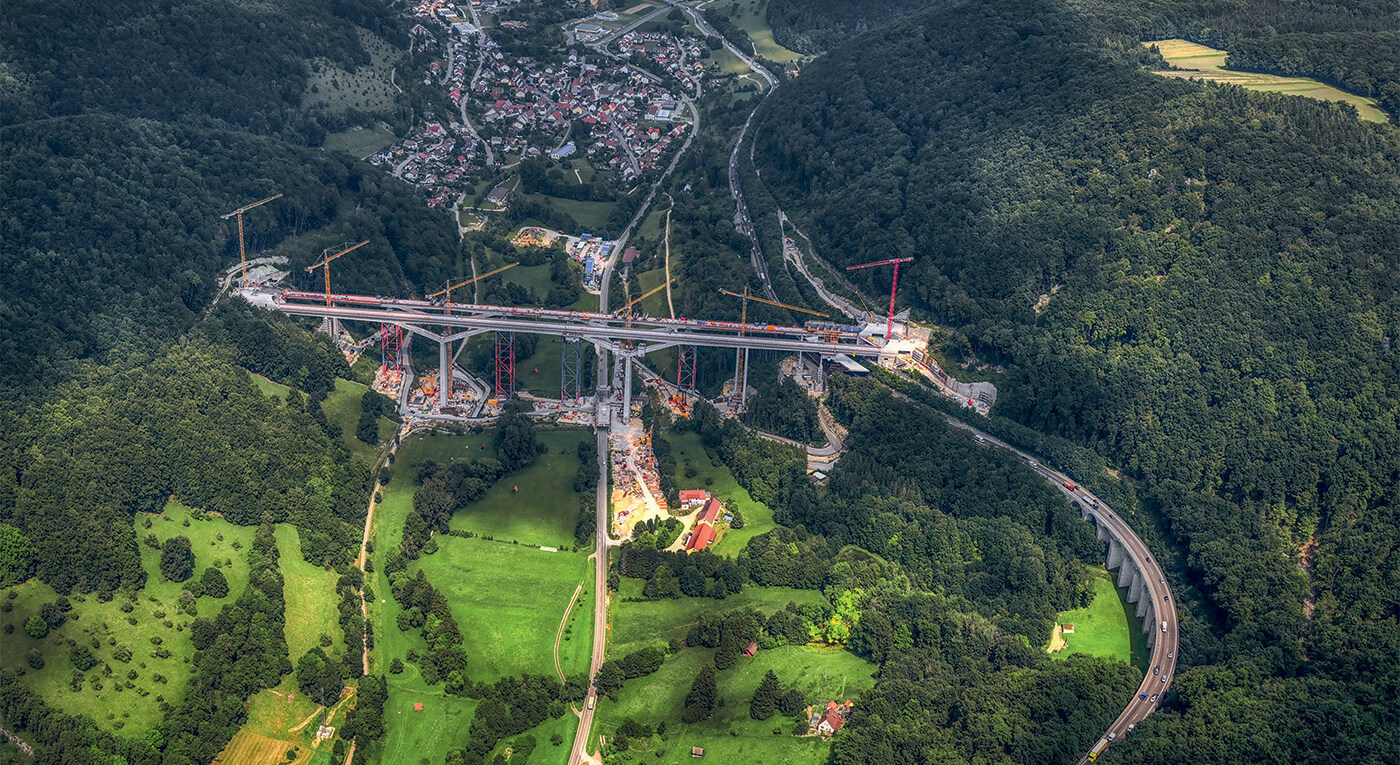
<box><xmin>1046</xmin><ymin>567</ymin><xmax>1140</xmax><ymax>666</ymax></box>
<box><xmin>592</xmin><ymin>642</ymin><xmax>876</xmax><ymax>764</ymax></box>
<box><xmin>634</xmin><ymin>266</ymin><xmax>671</xmax><ymax>318</ymax></box>
<box><xmin>726</xmin><ymin>0</ymin><xmax>804</xmax><ymax>63</ymax></box>
<box><xmin>322</xmin><ymin>124</ymin><xmax>398</xmax><ymax>159</ymax></box>
<box><xmin>448</xmin><ymin>429</ymin><xmax>590</xmax><ymax>549</ymax></box>
<box><xmin>661</xmin><ymin>431</ymin><xmax>777</xmax><ymax>553</ymax></box>
<box><xmin>0</xmin><ymin>502</ymin><xmax>254</xmax><ymax>735</ymax></box>
<box><xmin>608</xmin><ymin>578</ymin><xmax>824</xmax><ymax>659</ymax></box>
<box><xmin>302</xmin><ymin>30</ymin><xmax>404</xmax><ymax>117</ymax></box>
<box><xmin>1146</xmin><ymin>39</ymin><xmax>1388</xmax><ymax>122</ymax></box>
<box><xmin>221</xmin><ymin>672</ymin><xmax>354</xmax><ymax>765</ymax></box>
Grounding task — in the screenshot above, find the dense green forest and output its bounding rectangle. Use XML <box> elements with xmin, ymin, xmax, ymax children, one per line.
<box><xmin>750</xmin><ymin>0</ymin><xmax>1400</xmax><ymax>761</ymax></box>
<box><xmin>768</xmin><ymin>0</ymin><xmax>1400</xmax><ymax>119</ymax></box>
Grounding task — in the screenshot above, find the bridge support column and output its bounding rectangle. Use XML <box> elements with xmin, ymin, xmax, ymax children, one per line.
<box><xmin>1137</xmin><ymin>591</ymin><xmax>1152</xmax><ymax>619</ymax></box>
<box><xmin>561</xmin><ymin>338</ymin><xmax>583</xmax><ymax>405</ymax></box>
<box><xmin>439</xmin><ymin>338</ymin><xmax>450</xmax><ymax>409</ymax></box>
<box><xmin>1128</xmin><ymin>574</ymin><xmax>1145</xmax><ymax>604</ymax></box>
<box><xmin>1107</xmin><ymin>538</ymin><xmax>1125</xmax><ymax>570</ymax></box>
<box><xmin>623</xmin><ymin>354</ymin><xmax>634</xmax><ymax>424</ymax></box>
<box><xmin>1117</xmin><ymin>564</ymin><xmax>1137</xmax><ymax>591</ymax></box>
<box><xmin>1145</xmin><ymin>619</ymin><xmax>1157</xmax><ymax>649</ymax></box>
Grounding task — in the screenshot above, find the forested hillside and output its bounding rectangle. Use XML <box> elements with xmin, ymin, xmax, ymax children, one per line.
<box><xmin>751</xmin><ymin>0</ymin><xmax>1400</xmax><ymax>761</ymax></box>
<box><xmin>768</xmin><ymin>0</ymin><xmax>1400</xmax><ymax>119</ymax></box>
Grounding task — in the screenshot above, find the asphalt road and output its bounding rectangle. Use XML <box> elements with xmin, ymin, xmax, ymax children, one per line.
<box><xmin>568</xmin><ymin>427</ymin><xmax>612</xmax><ymax>765</ymax></box>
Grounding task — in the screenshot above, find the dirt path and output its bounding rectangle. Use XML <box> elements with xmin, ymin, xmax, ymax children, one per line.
<box><xmin>553</xmin><ymin>584</ymin><xmax>585</xmax><ymax>682</ymax></box>
<box><xmin>663</xmin><ymin>208</ymin><xmax>675</xmax><ymax>318</ymax></box>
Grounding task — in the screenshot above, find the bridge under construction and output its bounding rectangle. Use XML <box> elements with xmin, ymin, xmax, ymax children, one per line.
<box><xmin>245</xmin><ymin>288</ymin><xmax>891</xmax><ymax>423</ymax></box>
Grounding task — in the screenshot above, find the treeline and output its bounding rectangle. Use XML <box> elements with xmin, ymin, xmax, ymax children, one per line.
<box><xmin>0</xmin><ymin>344</ymin><xmax>368</xmax><ymax>594</ymax></box>
<box><xmin>446</xmin><ymin>673</ymin><xmax>582</xmax><ymax>765</ymax></box>
<box><xmin>198</xmin><ymin>301</ymin><xmax>350</xmax><ymax>398</ymax></box>
<box><xmin>741</xmin><ymin>367</ymin><xmax>821</xmax><ymax>443</ymax></box>
<box><xmin>383</xmin><ymin>566</ymin><xmax>469</xmax><ymax>690</ymax></box>
<box><xmin>0</xmin><ymin>519</ymin><xmax>292</xmax><ymax>763</ymax></box>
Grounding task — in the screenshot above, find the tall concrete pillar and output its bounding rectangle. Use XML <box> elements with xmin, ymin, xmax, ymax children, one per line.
<box><xmin>1107</xmin><ymin>539</ymin><xmax>1125</xmax><ymax>570</ymax></box>
<box><xmin>742</xmin><ymin>348</ymin><xmax>750</xmax><ymax>401</ymax></box>
<box><xmin>1145</xmin><ymin>624</ymin><xmax>1157</xmax><ymax>649</ymax></box>
<box><xmin>1117</xmin><ymin>564</ymin><xmax>1137</xmax><ymax>591</ymax></box>
<box><xmin>439</xmin><ymin>339</ymin><xmax>450</xmax><ymax>409</ymax></box>
<box><xmin>623</xmin><ymin>354</ymin><xmax>634</xmax><ymax>424</ymax></box>
<box><xmin>1137</xmin><ymin>593</ymin><xmax>1152</xmax><ymax>620</ymax></box>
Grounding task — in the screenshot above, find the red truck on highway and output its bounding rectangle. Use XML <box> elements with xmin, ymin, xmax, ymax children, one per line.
<box><xmin>1062</xmin><ymin>480</ymin><xmax>1077</xmax><ymax>491</ymax></box>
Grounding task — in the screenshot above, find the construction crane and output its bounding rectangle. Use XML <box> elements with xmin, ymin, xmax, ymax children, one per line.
<box><xmin>717</xmin><ymin>288</ymin><xmax>828</xmax><ymax>405</ymax></box>
<box><xmin>846</xmin><ymin>257</ymin><xmax>914</xmax><ymax>341</ymax></box>
<box><xmin>305</xmin><ymin>240</ymin><xmax>370</xmax><ymax>307</ymax></box>
<box><xmin>717</xmin><ymin>287</ymin><xmax>828</xmax><ymax>334</ymax></box>
<box><xmin>221</xmin><ymin>193</ymin><xmax>283</xmax><ymax>288</ymax></box>
<box><xmin>614</xmin><ymin>280</ymin><xmax>673</xmax><ymax>324</ymax></box>
<box><xmin>428</xmin><ymin>262</ymin><xmax>520</xmax><ymax>314</ymax></box>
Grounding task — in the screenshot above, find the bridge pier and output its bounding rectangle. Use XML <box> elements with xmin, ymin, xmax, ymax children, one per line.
<box><xmin>623</xmin><ymin>354</ymin><xmax>634</xmax><ymax>423</ymax></box>
<box><xmin>439</xmin><ymin>338</ymin><xmax>450</xmax><ymax>409</ymax></box>
<box><xmin>1117</xmin><ymin>563</ymin><xmax>1137</xmax><ymax>591</ymax></box>
<box><xmin>1137</xmin><ymin>590</ymin><xmax>1152</xmax><ymax>620</ymax></box>
<box><xmin>1107</xmin><ymin>538</ymin><xmax>1125</xmax><ymax>570</ymax></box>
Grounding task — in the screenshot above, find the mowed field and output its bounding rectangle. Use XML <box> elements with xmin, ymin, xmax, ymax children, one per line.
<box><xmin>448</xmin><ymin>429</ymin><xmax>590</xmax><ymax>549</ymax></box>
<box><xmin>1047</xmin><ymin>567</ymin><xmax>1138</xmax><ymax>666</ymax></box>
<box><xmin>0</xmin><ymin>502</ymin><xmax>254</xmax><ymax>735</ymax></box>
<box><xmin>321</xmin><ymin>377</ymin><xmax>397</xmax><ymax>465</ymax></box>
<box><xmin>592</xmin><ymin>642</ymin><xmax>876</xmax><ymax>764</ymax></box>
<box><xmin>1147</xmin><ymin>39</ymin><xmax>1388</xmax><ymax>122</ymax></box>
<box><xmin>661</xmin><ymin>431</ymin><xmax>777</xmax><ymax>553</ymax></box>
<box><xmin>728</xmin><ymin>0</ymin><xmax>803</xmax><ymax>63</ymax></box>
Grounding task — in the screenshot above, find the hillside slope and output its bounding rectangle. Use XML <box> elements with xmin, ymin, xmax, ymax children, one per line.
<box><xmin>751</xmin><ymin>0</ymin><xmax>1400</xmax><ymax>761</ymax></box>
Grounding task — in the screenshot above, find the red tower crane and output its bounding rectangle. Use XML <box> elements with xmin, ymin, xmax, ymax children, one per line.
<box><xmin>846</xmin><ymin>257</ymin><xmax>914</xmax><ymax>341</ymax></box>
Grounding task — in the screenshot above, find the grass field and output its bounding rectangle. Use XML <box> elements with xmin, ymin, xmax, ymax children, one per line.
<box><xmin>323</xmin><ymin>124</ymin><xmax>398</xmax><ymax>159</ymax></box>
<box><xmin>222</xmin><ymin>672</ymin><xmax>348</xmax><ymax>765</ymax></box>
<box><xmin>303</xmin><ymin>30</ymin><xmax>403</xmax><ymax>117</ymax></box>
<box><xmin>321</xmin><ymin>377</ymin><xmax>397</xmax><ymax>465</ymax></box>
<box><xmin>0</xmin><ymin>501</ymin><xmax>255</xmax><ymax>735</ymax></box>
<box><xmin>634</xmin><ymin>266</ymin><xmax>671</xmax><ymax>318</ymax></box>
<box><xmin>1047</xmin><ymin>567</ymin><xmax>1136</xmax><ymax>665</ymax></box>
<box><xmin>522</xmin><ymin>193</ymin><xmax>616</xmax><ymax>231</ymax></box>
<box><xmin>660</xmin><ymin>431</ymin><xmax>778</xmax><ymax>553</ymax></box>
<box><xmin>275</xmin><ymin>525</ymin><xmax>344</xmax><ymax>660</ymax></box>
<box><xmin>727</xmin><ymin>0</ymin><xmax>803</xmax><ymax>63</ymax></box>
<box><xmin>501</xmin><ymin>263</ymin><xmax>555</xmax><ymax>300</ymax></box>
<box><xmin>608</xmin><ymin>578</ymin><xmax>824</xmax><ymax>659</ymax></box>
<box><xmin>1147</xmin><ymin>39</ymin><xmax>1389</xmax><ymax>122</ymax></box>
<box><xmin>593</xmin><ymin>642</ymin><xmax>876</xmax><ymax>764</ymax></box>
<box><xmin>250</xmin><ymin>371</ymin><xmax>292</xmax><ymax>398</ymax></box>
<box><xmin>416</xmin><ymin>538</ymin><xmax>593</xmax><ymax>681</ymax></box>
<box><xmin>712</xmin><ymin>45</ymin><xmax>753</xmax><ymax>76</ymax></box>
<box><xmin>448</xmin><ymin>429</ymin><xmax>589</xmax><ymax>548</ymax></box>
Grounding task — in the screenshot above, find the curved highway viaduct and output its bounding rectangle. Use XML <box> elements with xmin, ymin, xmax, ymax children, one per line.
<box><xmin>939</xmin><ymin>418</ymin><xmax>1179</xmax><ymax>762</ymax></box>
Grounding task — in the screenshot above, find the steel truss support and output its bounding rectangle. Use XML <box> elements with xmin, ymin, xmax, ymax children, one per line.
<box><xmin>561</xmin><ymin>337</ymin><xmax>584</xmax><ymax>404</ymax></box>
<box><xmin>677</xmin><ymin>345</ymin><xmax>697</xmax><ymax>393</ymax></box>
<box><xmin>381</xmin><ymin>324</ymin><xmax>405</xmax><ymax>373</ymax></box>
<box><xmin>494</xmin><ymin>331</ymin><xmax>516</xmax><ymax>400</ymax></box>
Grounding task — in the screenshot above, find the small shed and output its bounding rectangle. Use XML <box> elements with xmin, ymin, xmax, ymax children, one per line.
<box><xmin>691</xmin><ymin>747</ymin><xmax>704</xmax><ymax>758</ymax></box>
<box><xmin>743</xmin><ymin>641</ymin><xmax>758</xmax><ymax>658</ymax></box>
<box><xmin>413</xmin><ymin>702</ymin><xmax>424</xmax><ymax>711</ymax></box>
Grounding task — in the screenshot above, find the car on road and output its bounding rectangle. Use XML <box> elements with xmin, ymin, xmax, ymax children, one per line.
<box><xmin>1168</xmin><ymin>651</ymin><xmax>1174</xmax><ymax>659</ymax></box>
<box><xmin>1028</xmin><ymin>459</ymin><xmax>1037</xmax><ymax>467</ymax></box>
<box><xmin>1161</xmin><ymin>675</ymin><xmax>1168</xmax><ymax>683</ymax></box>
<box><xmin>1164</xmin><ymin>594</ymin><xmax>1170</xmax><ymax>601</ymax></box>
<box><xmin>1140</xmin><ymin>691</ymin><xmax>1148</xmax><ymax>700</ymax></box>
<box><xmin>1153</xmin><ymin>666</ymin><xmax>1160</xmax><ymax>675</ymax></box>
<box><xmin>1150</xmin><ymin>694</ymin><xmax>1158</xmax><ymax>702</ymax></box>
<box><xmin>1107</xmin><ymin>733</ymin><xmax>1116</xmax><ymax>742</ymax></box>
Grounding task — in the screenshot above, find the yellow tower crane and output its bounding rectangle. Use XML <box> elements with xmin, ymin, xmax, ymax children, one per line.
<box><xmin>614</xmin><ymin>280</ymin><xmax>673</xmax><ymax>326</ymax></box>
<box><xmin>718</xmin><ymin>288</ymin><xmax>829</xmax><ymax>403</ymax></box>
<box><xmin>427</xmin><ymin>262</ymin><xmax>520</xmax><ymax>314</ymax></box>
<box><xmin>221</xmin><ymin>193</ymin><xmax>283</xmax><ymax>288</ymax></box>
<box><xmin>305</xmin><ymin>240</ymin><xmax>370</xmax><ymax>307</ymax></box>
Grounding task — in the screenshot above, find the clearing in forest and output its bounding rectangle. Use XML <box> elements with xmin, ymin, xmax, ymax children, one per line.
<box><xmin>1046</xmin><ymin>567</ymin><xmax>1138</xmax><ymax>665</ymax></box>
<box><xmin>1146</xmin><ymin>39</ymin><xmax>1388</xmax><ymax>122</ymax></box>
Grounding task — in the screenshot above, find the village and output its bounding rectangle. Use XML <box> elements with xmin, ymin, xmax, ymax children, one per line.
<box><xmin>364</xmin><ymin>0</ymin><xmax>703</xmax><ymax>211</ymax></box>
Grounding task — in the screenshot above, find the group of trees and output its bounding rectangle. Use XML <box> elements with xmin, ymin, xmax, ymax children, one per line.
<box><xmin>0</xmin><ymin>344</ymin><xmax>369</xmax><ymax>593</ymax></box>
<box><xmin>445</xmin><ymin>674</ymin><xmax>577</xmax><ymax>765</ymax></box>
<box><xmin>383</xmin><ymin>566</ymin><xmax>468</xmax><ymax>690</ymax></box>
<box><xmin>617</xmin><ymin>544</ymin><xmax>745</xmax><ymax>600</ymax></box>
<box><xmin>402</xmin><ymin>456</ymin><xmax>510</xmax><ymax>558</ymax></box>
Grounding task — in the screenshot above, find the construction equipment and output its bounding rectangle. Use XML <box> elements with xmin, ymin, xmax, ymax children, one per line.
<box><xmin>305</xmin><ymin>240</ymin><xmax>370</xmax><ymax>306</ymax></box>
<box><xmin>846</xmin><ymin>257</ymin><xmax>914</xmax><ymax>340</ymax></box>
<box><xmin>717</xmin><ymin>288</ymin><xmax>828</xmax><ymax>404</ymax></box>
<box><xmin>717</xmin><ymin>287</ymin><xmax>829</xmax><ymax>332</ymax></box>
<box><xmin>221</xmin><ymin>193</ymin><xmax>283</xmax><ymax>288</ymax></box>
<box><xmin>427</xmin><ymin>262</ymin><xmax>520</xmax><ymax>313</ymax></box>
<box><xmin>614</xmin><ymin>280</ymin><xmax>673</xmax><ymax>324</ymax></box>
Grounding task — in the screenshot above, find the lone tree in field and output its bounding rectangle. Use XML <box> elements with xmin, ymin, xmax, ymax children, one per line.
<box><xmin>197</xmin><ymin>566</ymin><xmax>229</xmax><ymax>598</ymax></box>
<box><xmin>751</xmin><ymin>670</ymin><xmax>781</xmax><ymax>720</ymax></box>
<box><xmin>682</xmin><ymin>664</ymin><xmax>717</xmax><ymax>722</ymax></box>
<box><xmin>159</xmin><ymin>536</ymin><xmax>194</xmax><ymax>582</ymax></box>
<box><xmin>25</xmin><ymin>614</ymin><xmax>49</xmax><ymax>639</ymax></box>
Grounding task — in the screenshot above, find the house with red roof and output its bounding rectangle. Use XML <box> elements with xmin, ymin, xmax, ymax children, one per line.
<box><xmin>685</xmin><ymin>522</ymin><xmax>715</xmax><ymax>552</ymax></box>
<box><xmin>678</xmin><ymin>489</ymin><xmax>710</xmax><ymax>508</ymax></box>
